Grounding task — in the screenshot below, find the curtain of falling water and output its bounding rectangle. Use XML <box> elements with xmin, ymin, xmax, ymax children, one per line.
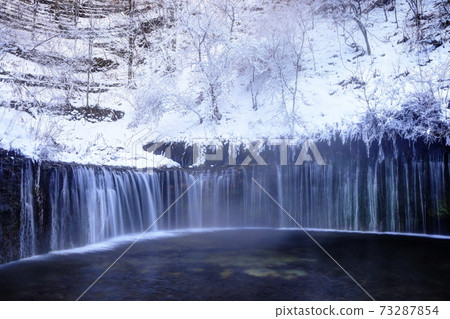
<box><xmin>15</xmin><ymin>153</ymin><xmax>449</xmax><ymax>260</ymax></box>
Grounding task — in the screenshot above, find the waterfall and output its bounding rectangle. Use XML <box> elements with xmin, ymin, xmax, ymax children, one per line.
<box><xmin>2</xmin><ymin>138</ymin><xmax>448</xmax><ymax>263</ymax></box>
<box><xmin>48</xmin><ymin>165</ymin><xmax>163</xmax><ymax>251</ymax></box>
<box><xmin>19</xmin><ymin>160</ymin><xmax>35</xmax><ymax>259</ymax></box>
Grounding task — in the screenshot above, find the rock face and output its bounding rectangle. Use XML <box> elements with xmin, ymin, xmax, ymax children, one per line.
<box><xmin>145</xmin><ymin>136</ymin><xmax>449</xmax><ymax>167</ymax></box>
<box><xmin>0</xmin><ymin>137</ymin><xmax>449</xmax><ymax>264</ymax></box>
<box><xmin>0</xmin><ymin>150</ymin><xmax>24</xmax><ymax>263</ymax></box>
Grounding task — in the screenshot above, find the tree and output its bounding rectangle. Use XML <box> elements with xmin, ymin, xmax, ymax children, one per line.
<box><xmin>176</xmin><ymin>0</ymin><xmax>231</xmax><ymax>122</ymax></box>
<box><xmin>406</xmin><ymin>0</ymin><xmax>423</xmax><ymax>27</ymax></box>
<box><xmin>251</xmin><ymin>2</ymin><xmax>310</xmax><ymax>135</ymax></box>
<box><xmin>317</xmin><ymin>0</ymin><xmax>372</xmax><ymax>55</ymax></box>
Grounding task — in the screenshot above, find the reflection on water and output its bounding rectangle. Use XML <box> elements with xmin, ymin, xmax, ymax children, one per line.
<box><xmin>0</xmin><ymin>229</ymin><xmax>449</xmax><ymax>300</ymax></box>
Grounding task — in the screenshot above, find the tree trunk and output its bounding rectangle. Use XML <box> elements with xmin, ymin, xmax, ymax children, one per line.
<box><xmin>250</xmin><ymin>67</ymin><xmax>258</xmax><ymax>110</ymax></box>
<box><xmin>86</xmin><ymin>3</ymin><xmax>93</xmax><ymax>108</ymax></box>
<box><xmin>353</xmin><ymin>17</ymin><xmax>371</xmax><ymax>55</ymax></box>
<box><xmin>394</xmin><ymin>0</ymin><xmax>398</xmax><ymax>28</ymax></box>
<box><xmin>210</xmin><ymin>84</ymin><xmax>222</xmax><ymax>121</ymax></box>
<box><xmin>86</xmin><ymin>36</ymin><xmax>92</xmax><ymax>108</ymax></box>
<box><xmin>128</xmin><ymin>0</ymin><xmax>135</xmax><ymax>85</ymax></box>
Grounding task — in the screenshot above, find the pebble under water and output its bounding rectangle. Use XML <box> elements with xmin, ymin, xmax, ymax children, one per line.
<box><xmin>0</xmin><ymin>229</ymin><xmax>449</xmax><ymax>301</ymax></box>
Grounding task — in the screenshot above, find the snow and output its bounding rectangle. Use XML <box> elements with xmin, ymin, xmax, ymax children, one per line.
<box><xmin>0</xmin><ymin>0</ymin><xmax>448</xmax><ymax>168</ymax></box>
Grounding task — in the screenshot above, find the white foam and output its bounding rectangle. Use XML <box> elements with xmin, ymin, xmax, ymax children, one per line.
<box><xmin>49</xmin><ymin>227</ymin><xmax>242</xmax><ymax>256</ymax></box>
<box><xmin>52</xmin><ymin>227</ymin><xmax>450</xmax><ymax>257</ymax></box>
<box><xmin>2</xmin><ymin>227</ymin><xmax>448</xmax><ymax>268</ymax></box>
<box><xmin>278</xmin><ymin>227</ymin><xmax>450</xmax><ymax>240</ymax></box>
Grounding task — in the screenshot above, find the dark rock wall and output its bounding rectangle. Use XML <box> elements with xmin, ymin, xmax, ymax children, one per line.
<box><xmin>0</xmin><ymin>150</ymin><xmax>24</xmax><ymax>263</ymax></box>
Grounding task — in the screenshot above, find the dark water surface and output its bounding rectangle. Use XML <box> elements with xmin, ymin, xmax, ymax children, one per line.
<box><xmin>0</xmin><ymin>229</ymin><xmax>449</xmax><ymax>300</ymax></box>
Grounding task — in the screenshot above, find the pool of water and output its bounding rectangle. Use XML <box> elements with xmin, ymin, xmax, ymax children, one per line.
<box><xmin>0</xmin><ymin>229</ymin><xmax>449</xmax><ymax>300</ymax></box>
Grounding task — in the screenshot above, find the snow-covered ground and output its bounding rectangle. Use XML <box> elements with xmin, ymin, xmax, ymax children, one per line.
<box><xmin>0</xmin><ymin>0</ymin><xmax>448</xmax><ymax>168</ymax></box>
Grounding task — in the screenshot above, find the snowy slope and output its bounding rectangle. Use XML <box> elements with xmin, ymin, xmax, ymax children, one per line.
<box><xmin>0</xmin><ymin>0</ymin><xmax>449</xmax><ymax>167</ymax></box>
